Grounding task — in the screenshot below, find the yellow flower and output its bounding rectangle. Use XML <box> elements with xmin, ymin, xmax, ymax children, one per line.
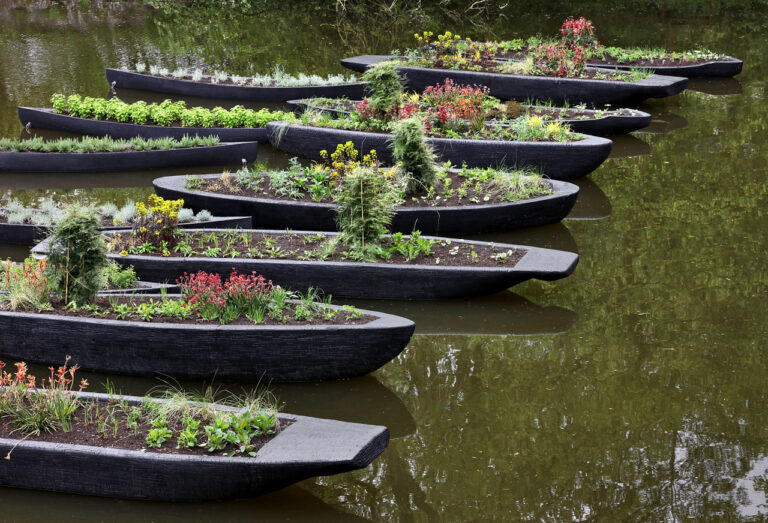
<box><xmin>527</xmin><ymin>115</ymin><xmax>544</xmax><ymax>127</ymax></box>
<box><xmin>546</xmin><ymin>122</ymin><xmax>561</xmax><ymax>134</ymax></box>
<box><xmin>408</xmin><ymin>93</ymin><xmax>420</xmax><ymax>103</ymax></box>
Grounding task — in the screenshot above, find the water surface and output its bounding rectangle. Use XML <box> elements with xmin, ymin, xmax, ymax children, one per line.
<box><xmin>0</xmin><ymin>2</ymin><xmax>766</xmax><ymax>520</ymax></box>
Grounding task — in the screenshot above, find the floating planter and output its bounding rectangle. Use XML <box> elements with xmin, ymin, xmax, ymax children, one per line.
<box><xmin>267</xmin><ymin>121</ymin><xmax>611</xmax><ymax>179</ymax></box>
<box><xmin>590</xmin><ymin>58</ymin><xmax>742</xmax><ymax>78</ymax></box>
<box><xmin>19</xmin><ymin>94</ymin><xmax>296</xmax><ymax>143</ymax></box>
<box><xmin>0</xmin><ymin>136</ymin><xmax>256</xmax><ymax>173</ymax></box>
<box><xmin>340</xmin><ymin>55</ymin><xmax>687</xmax><ymax>105</ymax></box>
<box><xmin>288</xmin><ymin>97</ymin><xmax>651</xmax><ymax>136</ymax></box>
<box><xmin>106</xmin><ymin>67</ymin><xmax>369</xmax><ymax>101</ymax></box>
<box><xmin>73</xmin><ymin>229</ymin><xmax>580</xmax><ymax>300</ymax></box>
<box><xmin>485</xmin><ymin>17</ymin><xmax>742</xmax><ymax>78</ymax></box>
<box><xmin>154</xmin><ymin>173</ymin><xmax>579</xmax><ymax>235</ymax></box>
<box><xmin>0</xmin><ymin>296</ymin><xmax>414</xmax><ymax>381</ymax></box>
<box><xmin>0</xmin><ymin>385</ymin><xmax>389</xmax><ymax>501</ymax></box>
<box><xmin>0</xmin><ymin>197</ymin><xmax>251</xmax><ymax>244</ymax></box>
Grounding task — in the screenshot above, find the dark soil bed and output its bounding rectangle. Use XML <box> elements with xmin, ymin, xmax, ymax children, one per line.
<box><xmin>197</xmin><ymin>170</ymin><xmax>554</xmax><ymax>207</ymax></box>
<box><xmin>496</xmin><ymin>49</ymin><xmax>730</xmax><ymax>67</ymax></box>
<box><xmin>0</xmin><ymin>406</ymin><xmax>291</xmax><ymax>458</ymax></box>
<box><xmin>310</xmin><ymin>98</ymin><xmax>600</xmax><ymax>121</ymax></box>
<box><xmin>0</xmin><ymin>296</ymin><xmax>375</xmax><ymax>326</ymax></box>
<box><xmin>113</xmin><ymin>231</ymin><xmax>527</xmax><ymax>268</ymax></box>
<box><xmin>403</xmin><ymin>58</ymin><xmax>634</xmax><ymax>81</ymax></box>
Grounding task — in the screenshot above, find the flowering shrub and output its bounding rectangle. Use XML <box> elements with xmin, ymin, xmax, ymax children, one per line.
<box><xmin>529</xmin><ymin>43</ymin><xmax>587</xmax><ymax>77</ymax></box>
<box><xmin>2</xmin><ymin>258</ymin><xmax>49</xmax><ymax>311</ymax></box>
<box><xmin>178</xmin><ymin>269</ymin><xmax>277</xmax><ymax>324</ymax></box>
<box><xmin>0</xmin><ymin>357</ymin><xmax>87</xmax><ymax>435</ymax></box>
<box><xmin>132</xmin><ymin>194</ymin><xmax>184</xmax><ymax>251</ymax></box>
<box><xmin>560</xmin><ymin>17</ymin><xmax>600</xmax><ymax>52</ymax></box>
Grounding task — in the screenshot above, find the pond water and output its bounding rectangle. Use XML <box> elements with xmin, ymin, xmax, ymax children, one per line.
<box><xmin>0</xmin><ymin>1</ymin><xmax>766</xmax><ymax>520</ymax></box>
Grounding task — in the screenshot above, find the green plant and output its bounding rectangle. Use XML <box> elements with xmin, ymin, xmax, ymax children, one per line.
<box><xmin>391</xmin><ymin>117</ymin><xmax>437</xmax><ymax>194</ymax></box>
<box><xmin>47</xmin><ymin>205</ymin><xmax>109</xmax><ymax>305</ymax></box>
<box><xmin>103</xmin><ymin>261</ymin><xmax>138</xmax><ymax>289</ymax></box>
<box><xmin>146</xmin><ymin>426</ymin><xmax>172</xmax><ymax>447</ymax></box>
<box><xmin>334</xmin><ymin>166</ymin><xmax>398</xmax><ymax>259</ymax></box>
<box><xmin>362</xmin><ymin>61</ymin><xmax>404</xmax><ymax>113</ymax></box>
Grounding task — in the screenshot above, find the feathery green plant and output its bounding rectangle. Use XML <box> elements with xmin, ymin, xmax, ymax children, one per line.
<box><xmin>334</xmin><ymin>166</ymin><xmax>397</xmax><ymax>259</ymax></box>
<box><xmin>391</xmin><ymin>117</ymin><xmax>437</xmax><ymax>195</ymax></box>
<box><xmin>362</xmin><ymin>61</ymin><xmax>404</xmax><ymax>113</ymax></box>
<box><xmin>47</xmin><ymin>205</ymin><xmax>109</xmax><ymax>305</ymax></box>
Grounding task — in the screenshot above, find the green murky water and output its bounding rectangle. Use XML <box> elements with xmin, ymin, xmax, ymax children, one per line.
<box><xmin>0</xmin><ymin>2</ymin><xmax>766</xmax><ymax>520</ymax></box>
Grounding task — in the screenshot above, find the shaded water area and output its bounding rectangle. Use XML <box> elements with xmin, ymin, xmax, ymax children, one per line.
<box><xmin>0</xmin><ymin>1</ymin><xmax>767</xmax><ymax>520</ymax></box>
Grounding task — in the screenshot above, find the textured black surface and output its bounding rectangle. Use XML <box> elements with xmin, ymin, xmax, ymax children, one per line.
<box><xmin>339</xmin><ymin>55</ymin><xmax>689</xmax><ymax>105</ymax></box>
<box><xmin>267</xmin><ymin>122</ymin><xmax>612</xmax><ymax>179</ymax></box>
<box><xmin>0</xmin><ymin>302</ymin><xmax>414</xmax><ymax>381</ymax></box>
<box><xmin>288</xmin><ymin>98</ymin><xmax>651</xmax><ymax>136</ymax></box>
<box><xmin>590</xmin><ymin>57</ymin><xmax>743</xmax><ymax>78</ymax></box>
<box><xmin>0</xmin><ymin>141</ymin><xmax>257</xmax><ymax>172</ymax></box>
<box><xmin>0</xmin><ymin>216</ymin><xmax>252</xmax><ymax>245</ymax></box>
<box><xmin>34</xmin><ymin>229</ymin><xmax>580</xmax><ymax>300</ymax></box>
<box><xmin>18</xmin><ymin>107</ymin><xmax>268</xmax><ymax>143</ymax></box>
<box><xmin>0</xmin><ymin>391</ymin><xmax>389</xmax><ymax>501</ymax></box>
<box><xmin>106</xmin><ymin>68</ymin><xmax>369</xmax><ymax>101</ymax></box>
<box><xmin>154</xmin><ymin>174</ymin><xmax>579</xmax><ymax>234</ymax></box>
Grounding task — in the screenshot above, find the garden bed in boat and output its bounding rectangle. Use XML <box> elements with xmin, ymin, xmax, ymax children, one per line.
<box><xmin>492</xmin><ymin>48</ymin><xmax>743</xmax><ymax>78</ymax></box>
<box><xmin>106</xmin><ymin>68</ymin><xmax>369</xmax><ymax>101</ymax></box>
<box><xmin>154</xmin><ymin>173</ymin><xmax>579</xmax><ymax>235</ymax></box>
<box><xmin>0</xmin><ymin>296</ymin><xmax>414</xmax><ymax>381</ymax></box>
<box><xmin>339</xmin><ymin>55</ymin><xmax>688</xmax><ymax>105</ymax></box>
<box><xmin>19</xmin><ymin>107</ymin><xmax>269</xmax><ymax>143</ymax></box>
<box><xmin>58</xmin><ymin>229</ymin><xmax>581</xmax><ymax>300</ymax></box>
<box><xmin>0</xmin><ymin>141</ymin><xmax>257</xmax><ymax>172</ymax></box>
<box><xmin>266</xmin><ymin>122</ymin><xmax>611</xmax><ymax>179</ymax></box>
<box><xmin>0</xmin><ymin>390</ymin><xmax>389</xmax><ymax>500</ymax></box>
<box><xmin>0</xmin><ymin>213</ymin><xmax>251</xmax><ymax>244</ymax></box>
<box><xmin>288</xmin><ymin>97</ymin><xmax>651</xmax><ymax>136</ymax></box>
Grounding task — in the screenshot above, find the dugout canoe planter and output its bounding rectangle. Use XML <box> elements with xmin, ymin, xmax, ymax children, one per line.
<box><xmin>589</xmin><ymin>57</ymin><xmax>743</xmax><ymax>78</ymax></box>
<box><xmin>73</xmin><ymin>229</ymin><xmax>578</xmax><ymax>300</ymax></box>
<box><xmin>154</xmin><ymin>174</ymin><xmax>579</xmax><ymax>235</ymax></box>
<box><xmin>267</xmin><ymin>123</ymin><xmax>612</xmax><ymax>179</ymax></box>
<box><xmin>288</xmin><ymin>98</ymin><xmax>651</xmax><ymax>136</ymax></box>
<box><xmin>18</xmin><ymin>107</ymin><xmax>268</xmax><ymax>143</ymax></box>
<box><xmin>0</xmin><ymin>390</ymin><xmax>388</xmax><ymax>501</ymax></box>
<box><xmin>0</xmin><ymin>215</ymin><xmax>252</xmax><ymax>245</ymax></box>
<box><xmin>105</xmin><ymin>68</ymin><xmax>369</xmax><ymax>102</ymax></box>
<box><xmin>340</xmin><ymin>55</ymin><xmax>688</xmax><ymax>105</ymax></box>
<box><xmin>0</xmin><ymin>299</ymin><xmax>414</xmax><ymax>381</ymax></box>
<box><xmin>0</xmin><ymin>141</ymin><xmax>257</xmax><ymax>173</ymax></box>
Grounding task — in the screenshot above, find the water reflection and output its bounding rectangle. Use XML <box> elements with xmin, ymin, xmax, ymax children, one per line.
<box><xmin>633</xmin><ymin>111</ymin><xmax>688</xmax><ymax>135</ymax></box>
<box><xmin>346</xmin><ymin>292</ymin><xmax>577</xmax><ymax>336</ymax></box>
<box><xmin>565</xmin><ymin>177</ymin><xmax>611</xmax><ymax>220</ymax></box>
<box><xmin>686</xmin><ymin>77</ymin><xmax>744</xmax><ymax>97</ymax></box>
<box><xmin>0</xmin><ymin>242</ymin><xmax>31</xmax><ymax>261</ymax></box>
<box><xmin>0</xmin><ymin>484</ymin><xmax>367</xmax><ymax>522</ymax></box>
<box><xmin>464</xmin><ymin>222</ymin><xmax>578</xmax><ymax>252</ymax></box>
<box><xmin>607</xmin><ymin>133</ymin><xmax>651</xmax><ymax>159</ymax></box>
